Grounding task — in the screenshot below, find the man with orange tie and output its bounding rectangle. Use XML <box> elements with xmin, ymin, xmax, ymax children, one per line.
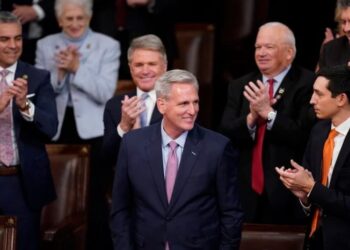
<box><xmin>220</xmin><ymin>22</ymin><xmax>316</xmax><ymax>224</ymax></box>
<box><xmin>276</xmin><ymin>65</ymin><xmax>350</xmax><ymax>250</ymax></box>
<box><xmin>110</xmin><ymin>69</ymin><xmax>243</xmax><ymax>250</ymax></box>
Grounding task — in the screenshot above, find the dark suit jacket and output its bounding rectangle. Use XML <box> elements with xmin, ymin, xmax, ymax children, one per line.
<box><xmin>318</xmin><ymin>36</ymin><xmax>350</xmax><ymax>69</ymax></box>
<box><xmin>303</xmin><ymin>120</ymin><xmax>350</xmax><ymax>250</ymax></box>
<box><xmin>2</xmin><ymin>0</ymin><xmax>59</xmax><ymax>36</ymax></box>
<box><xmin>102</xmin><ymin>91</ymin><xmax>162</xmax><ymax>169</ymax></box>
<box><xmin>14</xmin><ymin>61</ymin><xmax>58</xmax><ymax>209</ymax></box>
<box><xmin>220</xmin><ymin>65</ymin><xmax>316</xmax><ymax>224</ymax></box>
<box><xmin>110</xmin><ymin>122</ymin><xmax>244</xmax><ymax>250</ymax></box>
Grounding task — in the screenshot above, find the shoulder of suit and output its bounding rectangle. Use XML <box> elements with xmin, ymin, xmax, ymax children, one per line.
<box><xmin>323</xmin><ymin>35</ymin><xmax>349</xmax><ymax>50</ymax></box>
<box><xmin>17</xmin><ymin>61</ymin><xmax>50</xmax><ymax>77</ymax></box>
<box><xmin>38</xmin><ymin>33</ymin><xmax>60</xmax><ymax>44</ymax></box>
<box><xmin>193</xmin><ymin>124</ymin><xmax>231</xmax><ymax>145</ymax></box>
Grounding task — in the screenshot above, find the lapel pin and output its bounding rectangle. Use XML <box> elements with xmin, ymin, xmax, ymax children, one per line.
<box><xmin>191</xmin><ymin>151</ymin><xmax>197</xmax><ymax>156</ymax></box>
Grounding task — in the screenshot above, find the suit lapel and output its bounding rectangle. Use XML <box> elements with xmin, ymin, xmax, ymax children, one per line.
<box><xmin>330</xmin><ymin>129</ymin><xmax>350</xmax><ymax>187</ymax></box>
<box><xmin>12</xmin><ymin>62</ymin><xmax>26</xmax><ymax>139</ymax></box>
<box><xmin>169</xmin><ymin>125</ymin><xmax>202</xmax><ymax>209</ymax></box>
<box><xmin>146</xmin><ymin>123</ymin><xmax>168</xmax><ymax>209</ymax></box>
<box><xmin>313</xmin><ymin>123</ymin><xmax>330</xmax><ymax>181</ymax></box>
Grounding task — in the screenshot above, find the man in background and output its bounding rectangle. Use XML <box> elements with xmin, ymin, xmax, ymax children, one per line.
<box><xmin>220</xmin><ymin>22</ymin><xmax>316</xmax><ymax>224</ymax></box>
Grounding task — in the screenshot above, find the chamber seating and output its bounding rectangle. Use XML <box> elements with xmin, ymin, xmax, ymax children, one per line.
<box><xmin>0</xmin><ymin>216</ymin><xmax>16</xmax><ymax>250</ymax></box>
<box><xmin>240</xmin><ymin>223</ymin><xmax>306</xmax><ymax>250</ymax></box>
<box><xmin>41</xmin><ymin>144</ymin><xmax>90</xmax><ymax>250</ymax></box>
<box><xmin>174</xmin><ymin>23</ymin><xmax>215</xmax><ymax>128</ymax></box>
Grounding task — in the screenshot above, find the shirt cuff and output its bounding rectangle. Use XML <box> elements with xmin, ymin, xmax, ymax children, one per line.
<box><xmin>247</xmin><ymin>124</ymin><xmax>256</xmax><ymax>139</ymax></box>
<box><xmin>117</xmin><ymin>124</ymin><xmax>126</xmax><ymax>137</ymax></box>
<box><xmin>266</xmin><ymin>111</ymin><xmax>277</xmax><ymax>130</ymax></box>
<box><xmin>20</xmin><ymin>100</ymin><xmax>35</xmax><ymax>121</ymax></box>
<box><xmin>32</xmin><ymin>4</ymin><xmax>45</xmax><ymax>20</ymax></box>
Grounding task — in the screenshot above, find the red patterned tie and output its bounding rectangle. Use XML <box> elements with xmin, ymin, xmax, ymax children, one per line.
<box><xmin>0</xmin><ymin>70</ymin><xmax>14</xmax><ymax>166</ymax></box>
<box><xmin>251</xmin><ymin>79</ymin><xmax>274</xmax><ymax>194</ymax></box>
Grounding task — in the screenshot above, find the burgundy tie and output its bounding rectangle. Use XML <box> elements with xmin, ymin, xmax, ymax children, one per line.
<box><xmin>115</xmin><ymin>0</ymin><xmax>127</xmax><ymax>30</ymax></box>
<box><xmin>251</xmin><ymin>79</ymin><xmax>274</xmax><ymax>194</ymax></box>
<box><xmin>0</xmin><ymin>70</ymin><xmax>14</xmax><ymax>166</ymax></box>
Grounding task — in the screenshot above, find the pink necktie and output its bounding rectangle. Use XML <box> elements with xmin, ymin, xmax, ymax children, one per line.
<box><xmin>0</xmin><ymin>70</ymin><xmax>14</xmax><ymax>166</ymax></box>
<box><xmin>251</xmin><ymin>79</ymin><xmax>274</xmax><ymax>194</ymax></box>
<box><xmin>165</xmin><ymin>141</ymin><xmax>178</xmax><ymax>250</ymax></box>
<box><xmin>166</xmin><ymin>141</ymin><xmax>178</xmax><ymax>202</ymax></box>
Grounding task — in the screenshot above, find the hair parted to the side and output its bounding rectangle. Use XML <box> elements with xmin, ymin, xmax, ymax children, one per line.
<box><xmin>317</xmin><ymin>64</ymin><xmax>350</xmax><ymax>100</ymax></box>
<box><xmin>127</xmin><ymin>34</ymin><xmax>167</xmax><ymax>65</ymax></box>
<box><xmin>0</xmin><ymin>11</ymin><xmax>21</xmax><ymax>25</ymax></box>
<box><xmin>155</xmin><ymin>69</ymin><xmax>199</xmax><ymax>99</ymax></box>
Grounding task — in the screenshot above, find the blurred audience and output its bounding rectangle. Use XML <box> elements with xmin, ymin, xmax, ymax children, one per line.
<box><xmin>318</xmin><ymin>0</ymin><xmax>350</xmax><ymax>70</ymax></box>
<box><xmin>91</xmin><ymin>0</ymin><xmax>177</xmax><ymax>79</ymax></box>
<box><xmin>1</xmin><ymin>0</ymin><xmax>59</xmax><ymax>64</ymax></box>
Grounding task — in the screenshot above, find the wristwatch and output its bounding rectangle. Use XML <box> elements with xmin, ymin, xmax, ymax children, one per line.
<box><xmin>19</xmin><ymin>99</ymin><xmax>31</xmax><ymax>112</ymax></box>
<box><xmin>267</xmin><ymin>110</ymin><xmax>277</xmax><ymax>122</ymax></box>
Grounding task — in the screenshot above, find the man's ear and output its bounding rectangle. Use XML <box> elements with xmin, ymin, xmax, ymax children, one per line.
<box><xmin>336</xmin><ymin>93</ymin><xmax>349</xmax><ymax>107</ymax></box>
<box><xmin>157</xmin><ymin>97</ymin><xmax>166</xmax><ymax>115</ymax></box>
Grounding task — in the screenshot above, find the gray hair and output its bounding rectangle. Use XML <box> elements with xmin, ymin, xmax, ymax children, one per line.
<box><xmin>55</xmin><ymin>0</ymin><xmax>93</xmax><ymax>18</ymax></box>
<box><xmin>127</xmin><ymin>34</ymin><xmax>167</xmax><ymax>64</ymax></box>
<box><xmin>335</xmin><ymin>0</ymin><xmax>350</xmax><ymax>21</ymax></box>
<box><xmin>0</xmin><ymin>11</ymin><xmax>21</xmax><ymax>25</ymax></box>
<box><xmin>259</xmin><ymin>22</ymin><xmax>297</xmax><ymax>58</ymax></box>
<box><xmin>155</xmin><ymin>69</ymin><xmax>199</xmax><ymax>98</ymax></box>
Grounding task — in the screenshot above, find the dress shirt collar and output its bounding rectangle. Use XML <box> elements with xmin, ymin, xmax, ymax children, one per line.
<box><xmin>0</xmin><ymin>62</ymin><xmax>18</xmax><ymax>84</ymax></box>
<box><xmin>137</xmin><ymin>88</ymin><xmax>156</xmax><ymax>104</ymax></box>
<box><xmin>332</xmin><ymin>117</ymin><xmax>350</xmax><ymax>136</ymax></box>
<box><xmin>262</xmin><ymin>65</ymin><xmax>291</xmax><ymax>85</ymax></box>
<box><xmin>161</xmin><ymin>119</ymin><xmax>188</xmax><ymax>149</ymax></box>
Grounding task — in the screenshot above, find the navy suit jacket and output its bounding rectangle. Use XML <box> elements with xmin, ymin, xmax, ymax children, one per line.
<box><xmin>303</xmin><ymin>120</ymin><xmax>350</xmax><ymax>250</ymax></box>
<box><xmin>220</xmin><ymin>65</ymin><xmax>316</xmax><ymax>224</ymax></box>
<box><xmin>102</xmin><ymin>91</ymin><xmax>162</xmax><ymax>169</ymax></box>
<box><xmin>111</xmin><ymin>122</ymin><xmax>244</xmax><ymax>250</ymax></box>
<box><xmin>14</xmin><ymin>61</ymin><xmax>58</xmax><ymax>209</ymax></box>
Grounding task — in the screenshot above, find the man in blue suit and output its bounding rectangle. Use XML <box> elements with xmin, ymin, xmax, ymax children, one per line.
<box><xmin>111</xmin><ymin>69</ymin><xmax>243</xmax><ymax>250</ymax></box>
<box><xmin>0</xmin><ymin>11</ymin><xmax>58</xmax><ymax>250</ymax></box>
<box><xmin>102</xmin><ymin>34</ymin><xmax>165</xmax><ymax>172</ymax></box>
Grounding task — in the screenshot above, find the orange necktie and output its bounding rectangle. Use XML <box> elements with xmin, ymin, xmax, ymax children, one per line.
<box><xmin>251</xmin><ymin>79</ymin><xmax>274</xmax><ymax>194</ymax></box>
<box><xmin>309</xmin><ymin>129</ymin><xmax>338</xmax><ymax>237</ymax></box>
